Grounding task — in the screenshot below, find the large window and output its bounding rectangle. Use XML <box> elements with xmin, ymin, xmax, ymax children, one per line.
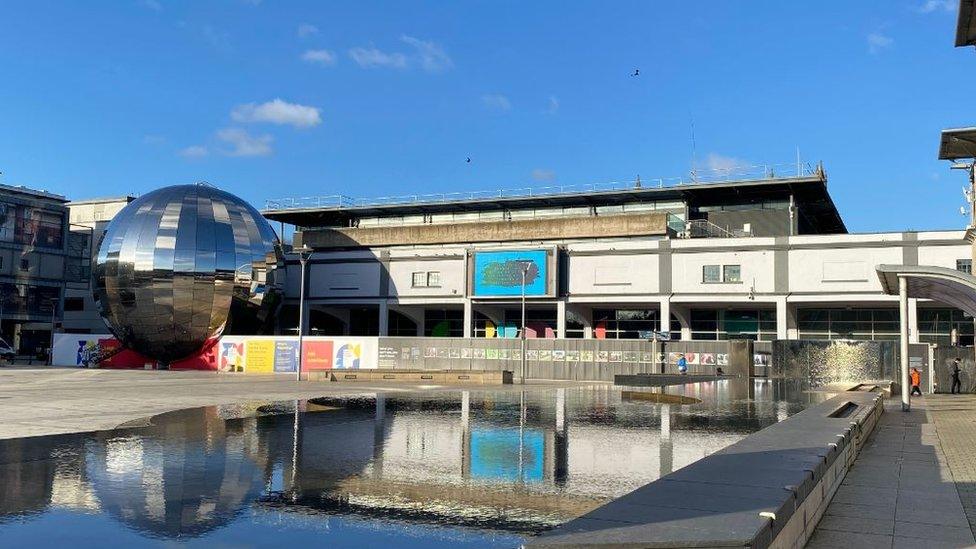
<box><xmin>424</xmin><ymin>309</ymin><xmax>464</xmax><ymax>337</ymax></box>
<box><xmin>702</xmin><ymin>265</ymin><xmax>721</xmax><ymax>283</ymax></box>
<box><xmin>918</xmin><ymin>308</ymin><xmax>974</xmax><ymax>346</ymax></box>
<box><xmin>690</xmin><ymin>309</ymin><xmax>776</xmax><ymax>340</ymax></box>
<box><xmin>797</xmin><ymin>308</ymin><xmax>900</xmax><ymax>341</ymax></box>
<box><xmin>593</xmin><ymin>309</ymin><xmax>657</xmax><ymax>339</ymax></box>
<box><xmin>703</xmin><ymin>264</ymin><xmax>741</xmax><ymax>283</ymax></box>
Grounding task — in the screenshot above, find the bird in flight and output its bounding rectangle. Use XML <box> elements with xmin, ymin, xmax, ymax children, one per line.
<box><xmin>632</xmin><ymin>69</ymin><xmax>639</xmax><ymax>77</ymax></box>
<box><xmin>466</xmin><ymin>157</ymin><xmax>471</xmax><ymax>163</ymax></box>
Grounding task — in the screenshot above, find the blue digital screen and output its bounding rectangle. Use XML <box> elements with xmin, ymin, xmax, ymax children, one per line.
<box><xmin>472</xmin><ymin>249</ymin><xmax>548</xmax><ymax>296</ymax></box>
<box><xmin>469</xmin><ymin>428</ymin><xmax>545</xmax><ymax>483</ymax></box>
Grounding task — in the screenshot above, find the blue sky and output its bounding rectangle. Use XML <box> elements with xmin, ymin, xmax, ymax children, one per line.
<box><xmin>0</xmin><ymin>0</ymin><xmax>972</xmax><ymax>232</ymax></box>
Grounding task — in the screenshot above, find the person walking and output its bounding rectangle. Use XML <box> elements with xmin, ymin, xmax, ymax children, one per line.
<box><xmin>910</xmin><ymin>367</ymin><xmax>922</xmax><ymax>396</ymax></box>
<box><xmin>677</xmin><ymin>354</ymin><xmax>688</xmax><ymax>375</ymax></box>
<box><xmin>951</xmin><ymin>358</ymin><xmax>963</xmax><ymax>395</ymax></box>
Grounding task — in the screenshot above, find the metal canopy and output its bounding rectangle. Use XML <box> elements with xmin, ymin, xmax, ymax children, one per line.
<box><xmin>938</xmin><ymin>127</ymin><xmax>976</xmax><ymax>160</ymax></box>
<box><xmin>957</xmin><ymin>0</ymin><xmax>976</xmax><ymax>47</ymax></box>
<box><xmin>876</xmin><ymin>264</ymin><xmax>976</xmax><ymax>317</ymax></box>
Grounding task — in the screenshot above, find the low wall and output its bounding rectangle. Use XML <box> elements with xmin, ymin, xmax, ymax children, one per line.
<box><xmin>53</xmin><ymin>333</ymin><xmax>775</xmax><ymax>380</ymax></box>
<box><xmin>529</xmin><ymin>391</ymin><xmax>885</xmax><ymax>548</ymax></box>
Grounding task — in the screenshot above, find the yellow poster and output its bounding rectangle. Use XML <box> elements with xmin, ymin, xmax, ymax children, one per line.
<box><xmin>245</xmin><ymin>340</ymin><xmax>275</xmax><ymax>373</ymax></box>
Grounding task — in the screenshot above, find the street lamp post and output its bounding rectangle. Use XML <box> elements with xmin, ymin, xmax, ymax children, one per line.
<box><xmin>295</xmin><ymin>247</ymin><xmax>313</xmax><ymax>381</ymax></box>
<box><xmin>520</xmin><ymin>262</ymin><xmax>529</xmax><ymax>385</ymax></box>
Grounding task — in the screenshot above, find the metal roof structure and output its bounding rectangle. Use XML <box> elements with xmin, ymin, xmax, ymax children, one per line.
<box><xmin>957</xmin><ymin>0</ymin><xmax>976</xmax><ymax>47</ymax></box>
<box><xmin>263</xmin><ymin>173</ymin><xmax>847</xmax><ymax>235</ymax></box>
<box><xmin>938</xmin><ymin>127</ymin><xmax>976</xmax><ymax>160</ymax></box>
<box><xmin>876</xmin><ymin>264</ymin><xmax>976</xmax><ymax>317</ymax></box>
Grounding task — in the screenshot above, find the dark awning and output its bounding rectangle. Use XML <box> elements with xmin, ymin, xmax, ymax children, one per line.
<box><xmin>876</xmin><ymin>264</ymin><xmax>976</xmax><ymax>317</ymax></box>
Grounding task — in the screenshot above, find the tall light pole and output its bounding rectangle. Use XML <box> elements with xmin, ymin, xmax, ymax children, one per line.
<box><xmin>520</xmin><ymin>262</ymin><xmax>530</xmax><ymax>385</ymax></box>
<box><xmin>295</xmin><ymin>247</ymin><xmax>313</xmax><ymax>381</ymax></box>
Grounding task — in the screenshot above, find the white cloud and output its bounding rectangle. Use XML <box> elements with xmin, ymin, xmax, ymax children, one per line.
<box><xmin>531</xmin><ymin>169</ymin><xmax>556</xmax><ymax>182</ymax></box>
<box><xmin>482</xmin><ymin>94</ymin><xmax>512</xmax><ymax>112</ymax></box>
<box><xmin>216</xmin><ymin>128</ymin><xmax>272</xmax><ymax>157</ymax></box>
<box><xmin>916</xmin><ymin>0</ymin><xmax>954</xmax><ymax>13</ymax></box>
<box><xmin>302</xmin><ymin>49</ymin><xmax>337</xmax><ymax>66</ymax></box>
<box><xmin>231</xmin><ymin>98</ymin><xmax>322</xmax><ymax>128</ymax></box>
<box><xmin>698</xmin><ymin>153</ymin><xmax>752</xmax><ymax>173</ymax></box>
<box><xmin>139</xmin><ymin>0</ymin><xmax>162</xmax><ymax>11</ymax></box>
<box><xmin>867</xmin><ymin>31</ymin><xmax>893</xmax><ymax>54</ymax></box>
<box><xmin>297</xmin><ymin>23</ymin><xmax>319</xmax><ymax>37</ymax></box>
<box><xmin>348</xmin><ymin>46</ymin><xmax>408</xmax><ymax>69</ymax></box>
<box><xmin>546</xmin><ymin>95</ymin><xmax>559</xmax><ymax>114</ymax></box>
<box><xmin>179</xmin><ymin>145</ymin><xmax>208</xmax><ymax>158</ymax></box>
<box><xmin>400</xmin><ymin>35</ymin><xmax>453</xmax><ymax>72</ymax></box>
<box><xmin>347</xmin><ymin>36</ymin><xmax>452</xmax><ymax>72</ymax></box>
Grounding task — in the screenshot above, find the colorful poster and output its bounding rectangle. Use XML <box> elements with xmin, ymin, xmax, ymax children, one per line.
<box><xmin>303</xmin><ymin>340</ymin><xmax>334</xmax><ymax>370</ymax></box>
<box><xmin>220</xmin><ymin>341</ymin><xmax>245</xmax><ymax>372</ymax></box>
<box><xmin>274</xmin><ymin>340</ymin><xmax>299</xmax><ymax>372</ymax></box>
<box><xmin>581</xmin><ymin>350</ymin><xmax>594</xmax><ymax>362</ymax></box>
<box><xmin>473</xmin><ymin>348</ymin><xmax>486</xmax><ymax>359</ymax></box>
<box><xmin>487</xmin><ymin>348</ymin><xmax>499</xmax><ymax>360</ymax></box>
<box><xmin>526</xmin><ymin>349</ymin><xmax>539</xmax><ymax>361</ymax></box>
<box><xmin>684</xmin><ymin>352</ymin><xmax>700</xmax><ymax>365</ymax></box>
<box><xmin>597</xmin><ymin>351</ymin><xmax>609</xmax><ymax>363</ymax></box>
<box><xmin>334</xmin><ymin>342</ymin><xmax>362</xmax><ymax>369</ymax></box>
<box><xmin>609</xmin><ymin>351</ymin><xmax>622</xmax><ymax>363</ymax></box>
<box><xmin>717</xmin><ymin>353</ymin><xmax>729</xmax><ymax>366</ymax></box>
<box><xmin>623</xmin><ymin>351</ymin><xmax>638</xmax><ymax>363</ymax></box>
<box><xmin>472</xmin><ymin>249</ymin><xmax>550</xmax><ymax>296</ymax></box>
<box><xmin>567</xmin><ymin>350</ymin><xmax>580</xmax><ymax>362</ymax></box>
<box><xmin>539</xmin><ymin>349</ymin><xmax>552</xmax><ymax>361</ymax></box>
<box><xmin>424</xmin><ymin>347</ymin><xmax>436</xmax><ymax>358</ymax></box>
<box><xmin>668</xmin><ymin>352</ymin><xmax>683</xmax><ymax>364</ymax></box>
<box><xmin>245</xmin><ymin>340</ymin><xmax>274</xmax><ymax>373</ymax></box>
<box><xmin>700</xmin><ymin>353</ymin><xmax>716</xmax><ymax>366</ymax></box>
<box><xmin>552</xmin><ymin>350</ymin><xmax>566</xmax><ymax>361</ymax></box>
<box><xmin>511</xmin><ymin>350</ymin><xmax>522</xmax><ymax>360</ymax></box>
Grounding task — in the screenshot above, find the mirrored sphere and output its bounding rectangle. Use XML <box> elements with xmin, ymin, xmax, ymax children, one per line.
<box><xmin>93</xmin><ymin>184</ymin><xmax>282</xmax><ymax>363</ymax></box>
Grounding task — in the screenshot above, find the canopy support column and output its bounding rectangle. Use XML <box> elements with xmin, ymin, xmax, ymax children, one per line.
<box><xmin>899</xmin><ymin>276</ymin><xmax>911</xmax><ymax>411</ymax></box>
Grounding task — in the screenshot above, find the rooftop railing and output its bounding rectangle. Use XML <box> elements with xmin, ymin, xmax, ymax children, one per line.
<box><xmin>264</xmin><ymin>161</ymin><xmax>818</xmax><ymax>211</ymax></box>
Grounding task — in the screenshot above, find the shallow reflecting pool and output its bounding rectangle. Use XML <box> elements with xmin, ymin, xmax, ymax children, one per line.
<box><xmin>0</xmin><ymin>379</ymin><xmax>824</xmax><ymax>547</ymax></box>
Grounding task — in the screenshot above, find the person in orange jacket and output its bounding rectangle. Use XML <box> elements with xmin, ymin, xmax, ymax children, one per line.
<box><xmin>910</xmin><ymin>367</ymin><xmax>922</xmax><ymax>396</ymax></box>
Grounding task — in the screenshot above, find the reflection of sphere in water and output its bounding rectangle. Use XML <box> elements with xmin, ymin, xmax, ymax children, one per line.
<box><xmin>93</xmin><ymin>184</ymin><xmax>282</xmax><ymax>362</ymax></box>
<box><xmin>85</xmin><ymin>410</ymin><xmax>264</xmax><ymax>539</ymax></box>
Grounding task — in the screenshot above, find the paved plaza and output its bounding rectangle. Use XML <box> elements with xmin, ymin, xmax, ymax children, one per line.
<box><xmin>0</xmin><ymin>366</ymin><xmax>576</xmax><ymax>440</ymax></box>
<box><xmin>808</xmin><ymin>395</ymin><xmax>976</xmax><ymax>548</ymax></box>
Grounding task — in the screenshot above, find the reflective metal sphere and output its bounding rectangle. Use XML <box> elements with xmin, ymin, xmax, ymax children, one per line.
<box><xmin>93</xmin><ymin>184</ymin><xmax>282</xmax><ymax>363</ymax></box>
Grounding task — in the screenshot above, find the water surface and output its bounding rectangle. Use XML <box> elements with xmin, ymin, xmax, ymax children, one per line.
<box><xmin>0</xmin><ymin>379</ymin><xmax>822</xmax><ymax>547</ymax></box>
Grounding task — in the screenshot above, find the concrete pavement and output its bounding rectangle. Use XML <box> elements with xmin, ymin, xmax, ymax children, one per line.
<box><xmin>0</xmin><ymin>366</ymin><xmax>574</xmax><ymax>439</ymax></box>
<box><xmin>808</xmin><ymin>397</ymin><xmax>976</xmax><ymax>549</ymax></box>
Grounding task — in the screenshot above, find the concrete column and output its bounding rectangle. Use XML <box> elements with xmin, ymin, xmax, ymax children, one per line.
<box><xmin>659</xmin><ymin>298</ymin><xmax>671</xmax><ymax>334</ymax></box>
<box><xmin>899</xmin><ymin>276</ymin><xmax>910</xmax><ymax>411</ymax></box>
<box><xmin>670</xmin><ymin>305</ymin><xmax>691</xmax><ymax>341</ymax></box>
<box><xmin>416</xmin><ymin>309</ymin><xmax>425</xmax><ymax>336</ymax></box>
<box><xmin>463</xmin><ymin>300</ymin><xmax>473</xmax><ymax>338</ymax></box>
<box><xmin>378</xmin><ymin>301</ymin><xmax>389</xmax><ymax>337</ymax></box>
<box><xmin>908</xmin><ymin>298</ymin><xmax>919</xmax><ymax>344</ymax></box>
<box><xmin>786</xmin><ymin>302</ymin><xmax>799</xmax><ymax>340</ymax></box>
<box><xmin>775</xmin><ymin>296</ymin><xmax>788</xmax><ymax>340</ymax></box>
<box><xmin>556</xmin><ymin>300</ymin><xmax>566</xmax><ymax>339</ymax></box>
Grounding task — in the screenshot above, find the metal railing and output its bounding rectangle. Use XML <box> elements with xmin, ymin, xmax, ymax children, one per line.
<box><xmin>264</xmin><ymin>161</ymin><xmax>819</xmax><ymax>211</ymax></box>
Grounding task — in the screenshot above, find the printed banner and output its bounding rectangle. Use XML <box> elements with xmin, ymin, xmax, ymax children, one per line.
<box><xmin>274</xmin><ymin>340</ymin><xmax>299</xmax><ymax>372</ymax></box>
<box><xmin>245</xmin><ymin>340</ymin><xmax>275</xmax><ymax>373</ymax></box>
<box><xmin>303</xmin><ymin>340</ymin><xmax>334</xmax><ymax>370</ymax></box>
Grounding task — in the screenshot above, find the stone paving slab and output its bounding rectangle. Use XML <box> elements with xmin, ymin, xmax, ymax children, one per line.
<box><xmin>808</xmin><ymin>397</ymin><xmax>976</xmax><ymax>549</ymax></box>
<box><xmin>0</xmin><ymin>366</ymin><xmax>579</xmax><ymax>440</ymax></box>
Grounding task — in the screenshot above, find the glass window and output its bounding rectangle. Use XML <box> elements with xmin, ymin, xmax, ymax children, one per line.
<box><xmin>426</xmin><ymin>271</ymin><xmax>441</xmax><ymax>287</ymax></box>
<box><xmin>411</xmin><ymin>272</ymin><xmax>426</xmax><ymax>288</ymax></box>
<box><xmin>957</xmin><ymin>259</ymin><xmax>972</xmax><ymax>274</ymax></box>
<box><xmin>702</xmin><ymin>265</ymin><xmax>721</xmax><ymax>283</ymax></box>
<box><xmin>723</xmin><ymin>265</ymin><xmax>741</xmax><ymax>283</ymax></box>
<box><xmin>63</xmin><ymin>297</ymin><xmax>84</xmax><ymax>311</ymax></box>
<box><xmin>19</xmin><ymin>259</ymin><xmax>28</xmax><ymax>271</ymax></box>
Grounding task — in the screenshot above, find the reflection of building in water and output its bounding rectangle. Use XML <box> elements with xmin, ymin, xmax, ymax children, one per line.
<box><xmin>0</xmin><ymin>437</ymin><xmax>59</xmax><ymax>519</ymax></box>
<box><xmin>85</xmin><ymin>407</ymin><xmax>265</xmax><ymax>539</ymax></box>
